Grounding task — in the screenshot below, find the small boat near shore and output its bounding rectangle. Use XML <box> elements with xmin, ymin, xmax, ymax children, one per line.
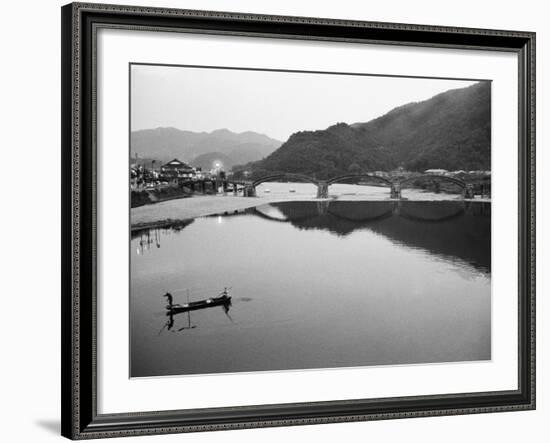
<box><xmin>166</xmin><ymin>291</ymin><xmax>232</xmax><ymax>314</ymax></box>
<box><xmin>160</xmin><ymin>289</ymin><xmax>233</xmax><ymax>333</ymax></box>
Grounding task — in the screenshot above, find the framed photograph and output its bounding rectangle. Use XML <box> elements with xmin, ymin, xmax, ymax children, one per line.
<box><xmin>61</xmin><ymin>2</ymin><xmax>535</xmax><ymax>439</ymax></box>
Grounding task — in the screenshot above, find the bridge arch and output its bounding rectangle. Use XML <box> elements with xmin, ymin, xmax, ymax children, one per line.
<box><xmin>252</xmin><ymin>205</ymin><xmax>320</xmax><ymax>223</ymax></box>
<box><xmin>251</xmin><ymin>173</ymin><xmax>320</xmax><ymax>188</ymax></box>
<box><xmin>397</xmin><ymin>201</ymin><xmax>466</xmax><ymax>222</ymax></box>
<box><xmin>399</xmin><ymin>209</ymin><xmax>465</xmax><ymax>223</ymax></box>
<box><xmin>399</xmin><ymin>174</ymin><xmax>467</xmax><ymax>189</ymax></box>
<box><xmin>326</xmin><ymin>173</ymin><xmax>393</xmax><ymax>187</ymax></box>
<box><xmin>325</xmin><ymin>174</ymin><xmax>396</xmax><ymax>199</ymax></box>
<box><xmin>252</xmin><ymin>207</ymin><xmax>290</xmax><ymax>223</ymax></box>
<box><xmin>327</xmin><ymin>201</ymin><xmax>395</xmax><ymax>223</ymax></box>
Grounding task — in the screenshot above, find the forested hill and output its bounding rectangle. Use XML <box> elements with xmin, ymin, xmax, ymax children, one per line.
<box><xmin>241</xmin><ymin>82</ymin><xmax>490</xmax><ymax>179</ymax></box>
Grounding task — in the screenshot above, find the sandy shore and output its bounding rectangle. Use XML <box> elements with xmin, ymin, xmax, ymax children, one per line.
<box><xmin>130</xmin><ymin>193</ymin><xmax>489</xmax><ymax>231</ymax></box>
<box><xmin>131</xmin><ymin>195</ymin><xmax>309</xmax><ymax>230</ymax></box>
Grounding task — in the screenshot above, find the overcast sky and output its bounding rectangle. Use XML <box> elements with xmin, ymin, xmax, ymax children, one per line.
<box><xmin>131</xmin><ymin>64</ymin><xmax>479</xmax><ymax>142</ymax></box>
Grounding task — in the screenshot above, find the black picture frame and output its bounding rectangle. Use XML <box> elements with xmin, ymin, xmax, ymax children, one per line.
<box><xmin>61</xmin><ymin>2</ymin><xmax>536</xmax><ymax>439</ymax></box>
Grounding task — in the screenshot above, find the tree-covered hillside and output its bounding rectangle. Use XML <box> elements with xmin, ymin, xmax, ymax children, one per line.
<box><xmin>236</xmin><ymin>82</ymin><xmax>490</xmax><ymax>179</ymax></box>
<box><xmin>354</xmin><ymin>81</ymin><xmax>491</xmax><ymax>171</ymax></box>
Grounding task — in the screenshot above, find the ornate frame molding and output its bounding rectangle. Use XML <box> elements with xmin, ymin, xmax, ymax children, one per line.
<box><xmin>61</xmin><ymin>2</ymin><xmax>535</xmax><ymax>439</ymax></box>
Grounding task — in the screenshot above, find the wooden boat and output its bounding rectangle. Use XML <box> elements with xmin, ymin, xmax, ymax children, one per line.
<box><xmin>167</xmin><ymin>293</ymin><xmax>231</xmax><ymax>314</ymax></box>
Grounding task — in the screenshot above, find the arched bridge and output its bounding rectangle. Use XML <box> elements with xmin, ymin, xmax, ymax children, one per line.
<box><xmin>326</xmin><ymin>173</ymin><xmax>394</xmax><ymax>187</ymax></box>
<box><xmin>397</xmin><ymin>174</ymin><xmax>473</xmax><ymax>199</ymax></box>
<box><xmin>324</xmin><ymin>174</ymin><xmax>396</xmax><ymax>199</ymax></box>
<box><xmin>241</xmin><ymin>173</ymin><xmax>476</xmax><ymax>199</ymax></box>
<box><xmin>400</xmin><ymin>174</ymin><xmax>467</xmax><ymax>189</ymax></box>
<box><xmin>251</xmin><ymin>173</ymin><xmax>320</xmax><ymax>188</ymax></box>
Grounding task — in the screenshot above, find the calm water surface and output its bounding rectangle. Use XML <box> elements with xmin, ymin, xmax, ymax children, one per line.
<box><xmin>130</xmin><ymin>191</ymin><xmax>491</xmax><ymax>377</ymax></box>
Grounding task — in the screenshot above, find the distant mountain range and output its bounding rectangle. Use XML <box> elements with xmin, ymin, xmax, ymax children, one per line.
<box><xmin>130</xmin><ymin>128</ymin><xmax>282</xmax><ymax>170</ymax></box>
<box><xmin>237</xmin><ymin>82</ymin><xmax>491</xmax><ymax>179</ymax></box>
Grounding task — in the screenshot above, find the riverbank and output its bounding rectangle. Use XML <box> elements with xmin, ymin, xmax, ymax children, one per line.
<box><xmin>131</xmin><ymin>185</ymin><xmax>192</xmax><ymax>208</ymax></box>
<box><xmin>131</xmin><ymin>195</ymin><xmax>306</xmax><ymax>230</ymax></box>
<box><xmin>130</xmin><ymin>192</ymin><xmax>490</xmax><ymax>231</ymax></box>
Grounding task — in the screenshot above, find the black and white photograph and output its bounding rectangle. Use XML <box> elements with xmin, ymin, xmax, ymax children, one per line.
<box><xmin>1</xmin><ymin>0</ymin><xmax>545</xmax><ymax>441</ymax></box>
<box><xmin>129</xmin><ymin>64</ymin><xmax>492</xmax><ymax>378</ymax></box>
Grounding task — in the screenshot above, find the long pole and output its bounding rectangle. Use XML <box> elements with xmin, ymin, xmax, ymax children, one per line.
<box><xmin>186</xmin><ymin>289</ymin><xmax>191</xmax><ymax>329</ymax></box>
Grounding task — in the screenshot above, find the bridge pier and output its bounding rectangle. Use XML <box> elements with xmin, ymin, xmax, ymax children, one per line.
<box><xmin>390</xmin><ymin>183</ymin><xmax>401</xmax><ymax>199</ymax></box>
<box><xmin>316</xmin><ymin>200</ymin><xmax>330</xmax><ymax>215</ymax></box>
<box><xmin>392</xmin><ymin>199</ymin><xmax>402</xmax><ymax>215</ymax></box>
<box><xmin>317</xmin><ymin>181</ymin><xmax>329</xmax><ymax>199</ymax></box>
<box><xmin>244</xmin><ymin>184</ymin><xmax>256</xmax><ymax>197</ymax></box>
<box><xmin>463</xmin><ymin>184</ymin><xmax>475</xmax><ymax>199</ymax></box>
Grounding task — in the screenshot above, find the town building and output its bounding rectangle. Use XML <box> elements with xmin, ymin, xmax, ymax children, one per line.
<box><xmin>160</xmin><ymin>158</ymin><xmax>195</xmax><ymax>180</ymax></box>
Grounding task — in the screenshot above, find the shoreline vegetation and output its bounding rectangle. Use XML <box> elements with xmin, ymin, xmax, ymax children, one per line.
<box><xmin>131</xmin><ymin>185</ymin><xmax>191</xmax><ymax>208</ymax></box>
<box><xmin>130</xmin><ymin>192</ymin><xmax>490</xmax><ymax>232</ymax></box>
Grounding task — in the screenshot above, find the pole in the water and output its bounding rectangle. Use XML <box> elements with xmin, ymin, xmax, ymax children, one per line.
<box><xmin>187</xmin><ymin>289</ymin><xmax>191</xmax><ymax>329</ymax></box>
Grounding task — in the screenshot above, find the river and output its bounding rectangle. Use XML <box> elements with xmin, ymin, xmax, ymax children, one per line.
<box><xmin>130</xmin><ymin>191</ymin><xmax>491</xmax><ymax>377</ymax></box>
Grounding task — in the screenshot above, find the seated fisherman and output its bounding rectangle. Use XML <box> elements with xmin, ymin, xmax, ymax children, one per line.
<box><xmin>163</xmin><ymin>292</ymin><xmax>183</xmax><ymax>309</ymax></box>
<box><xmin>163</xmin><ymin>292</ymin><xmax>174</xmax><ymax>308</ymax></box>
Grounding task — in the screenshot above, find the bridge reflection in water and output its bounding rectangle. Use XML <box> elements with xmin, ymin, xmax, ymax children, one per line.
<box><xmin>248</xmin><ymin>200</ymin><xmax>490</xmax><ymax>273</ymax></box>
<box><xmin>135</xmin><ymin>200</ymin><xmax>491</xmax><ymax>273</ymax></box>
